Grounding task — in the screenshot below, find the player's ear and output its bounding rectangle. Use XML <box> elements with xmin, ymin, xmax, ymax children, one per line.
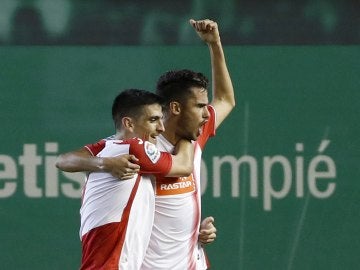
<box><xmin>169</xmin><ymin>101</ymin><xmax>181</xmax><ymax>115</ymax></box>
<box><xmin>122</xmin><ymin>117</ymin><xmax>134</xmax><ymax>131</ymax></box>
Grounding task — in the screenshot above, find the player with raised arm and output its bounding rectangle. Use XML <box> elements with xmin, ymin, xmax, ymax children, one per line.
<box><xmin>141</xmin><ymin>19</ymin><xmax>235</xmax><ymax>270</ymax></box>
<box><xmin>56</xmin><ymin>19</ymin><xmax>235</xmax><ymax>269</ymax></box>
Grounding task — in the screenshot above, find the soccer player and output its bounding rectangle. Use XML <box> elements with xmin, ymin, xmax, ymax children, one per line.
<box><xmin>139</xmin><ymin>19</ymin><xmax>235</xmax><ymax>270</ymax></box>
<box><xmin>58</xmin><ymin>19</ymin><xmax>235</xmax><ymax>269</ymax></box>
<box><xmin>56</xmin><ymin>89</ymin><xmax>195</xmax><ymax>270</ymax></box>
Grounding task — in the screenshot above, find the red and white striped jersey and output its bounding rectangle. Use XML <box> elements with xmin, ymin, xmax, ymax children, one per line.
<box><xmin>141</xmin><ymin>105</ymin><xmax>216</xmax><ymax>270</ymax></box>
<box><xmin>80</xmin><ymin>138</ymin><xmax>172</xmax><ymax>270</ymax></box>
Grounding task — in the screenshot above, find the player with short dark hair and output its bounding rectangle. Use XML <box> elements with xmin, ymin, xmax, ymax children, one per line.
<box><xmin>57</xmin><ymin>18</ymin><xmax>235</xmax><ymax>270</ymax></box>
<box><xmin>57</xmin><ymin>89</ymin><xmax>194</xmax><ymax>270</ymax></box>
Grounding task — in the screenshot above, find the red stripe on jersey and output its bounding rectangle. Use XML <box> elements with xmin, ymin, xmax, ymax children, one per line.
<box><xmin>204</xmin><ymin>249</ymin><xmax>211</xmax><ymax>269</ymax></box>
<box><xmin>80</xmin><ymin>174</ymin><xmax>142</xmax><ymax>270</ymax></box>
<box><xmin>188</xmin><ymin>145</ymin><xmax>201</xmax><ymax>270</ymax></box>
<box><xmin>197</xmin><ymin>105</ymin><xmax>216</xmax><ymax>150</ymax></box>
<box><xmin>188</xmin><ymin>190</ymin><xmax>200</xmax><ymax>270</ymax></box>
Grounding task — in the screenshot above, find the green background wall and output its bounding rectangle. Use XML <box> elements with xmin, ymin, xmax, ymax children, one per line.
<box><xmin>1</xmin><ymin>46</ymin><xmax>359</xmax><ymax>269</ymax></box>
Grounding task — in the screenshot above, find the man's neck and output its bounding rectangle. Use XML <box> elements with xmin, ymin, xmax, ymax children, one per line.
<box><xmin>161</xmin><ymin>130</ymin><xmax>179</xmax><ymax>146</ymax></box>
<box><xmin>162</xmin><ymin>118</ymin><xmax>183</xmax><ymax>145</ymax></box>
<box><xmin>114</xmin><ymin>131</ymin><xmax>129</xmax><ymax>140</ymax></box>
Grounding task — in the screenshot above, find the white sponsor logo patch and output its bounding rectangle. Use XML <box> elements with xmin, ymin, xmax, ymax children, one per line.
<box><xmin>144</xmin><ymin>141</ymin><xmax>161</xmax><ymax>163</ymax></box>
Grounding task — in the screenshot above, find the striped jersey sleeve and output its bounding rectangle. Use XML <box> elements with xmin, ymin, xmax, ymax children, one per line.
<box><xmin>85</xmin><ymin>138</ymin><xmax>172</xmax><ymax>176</ymax></box>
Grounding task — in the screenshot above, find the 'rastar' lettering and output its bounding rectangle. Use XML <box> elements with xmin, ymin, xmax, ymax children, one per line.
<box><xmin>160</xmin><ymin>181</ymin><xmax>193</xmax><ymax>190</ymax></box>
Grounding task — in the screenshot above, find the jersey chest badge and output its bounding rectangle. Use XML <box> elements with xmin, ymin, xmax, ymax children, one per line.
<box><xmin>144</xmin><ymin>141</ymin><xmax>161</xmax><ymax>163</ymax></box>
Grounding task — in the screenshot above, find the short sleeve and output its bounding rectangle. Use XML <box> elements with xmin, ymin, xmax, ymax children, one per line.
<box><xmin>129</xmin><ymin>140</ymin><xmax>172</xmax><ymax>176</ymax></box>
<box><xmin>84</xmin><ymin>139</ymin><xmax>106</xmax><ymax>156</ymax></box>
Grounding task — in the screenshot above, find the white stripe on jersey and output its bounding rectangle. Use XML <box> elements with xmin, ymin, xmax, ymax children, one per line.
<box><xmin>142</xmin><ymin>105</ymin><xmax>216</xmax><ymax>270</ymax></box>
<box><xmin>141</xmin><ymin>136</ymin><xmax>205</xmax><ymax>270</ymax></box>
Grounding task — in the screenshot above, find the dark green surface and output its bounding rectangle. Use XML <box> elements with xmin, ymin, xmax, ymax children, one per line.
<box><xmin>0</xmin><ymin>46</ymin><xmax>359</xmax><ymax>269</ymax></box>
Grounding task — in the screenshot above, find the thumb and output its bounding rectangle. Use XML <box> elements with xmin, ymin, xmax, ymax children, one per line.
<box><xmin>128</xmin><ymin>154</ymin><xmax>139</xmax><ymax>162</ymax></box>
<box><xmin>127</xmin><ymin>155</ymin><xmax>140</xmax><ymax>170</ymax></box>
<box><xmin>201</xmin><ymin>216</ymin><xmax>214</xmax><ymax>227</ymax></box>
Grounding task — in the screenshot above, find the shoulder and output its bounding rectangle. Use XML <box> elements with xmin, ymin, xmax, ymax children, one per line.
<box><xmin>128</xmin><ymin>139</ymin><xmax>161</xmax><ymax>162</ymax></box>
<box><xmin>85</xmin><ymin>139</ymin><xmax>106</xmax><ymax>156</ymax></box>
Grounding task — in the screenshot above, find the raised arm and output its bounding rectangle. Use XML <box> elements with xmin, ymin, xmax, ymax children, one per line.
<box><xmin>190</xmin><ymin>19</ymin><xmax>235</xmax><ymax>129</ymax></box>
<box><xmin>55</xmin><ymin>148</ymin><xmax>140</xmax><ymax>179</ymax></box>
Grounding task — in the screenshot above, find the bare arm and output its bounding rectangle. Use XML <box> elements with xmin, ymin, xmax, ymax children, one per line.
<box><xmin>166</xmin><ymin>139</ymin><xmax>194</xmax><ymax>177</ymax></box>
<box><xmin>190</xmin><ymin>19</ymin><xmax>235</xmax><ymax>129</ymax></box>
<box><xmin>55</xmin><ymin>148</ymin><xmax>140</xmax><ymax>179</ymax></box>
<box><xmin>55</xmin><ymin>140</ymin><xmax>193</xmax><ymax>179</ymax></box>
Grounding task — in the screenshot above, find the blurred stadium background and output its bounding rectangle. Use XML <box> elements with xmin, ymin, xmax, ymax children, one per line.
<box><xmin>1</xmin><ymin>1</ymin><xmax>359</xmax><ymax>270</ymax></box>
<box><xmin>1</xmin><ymin>0</ymin><xmax>359</xmax><ymax>45</ymax></box>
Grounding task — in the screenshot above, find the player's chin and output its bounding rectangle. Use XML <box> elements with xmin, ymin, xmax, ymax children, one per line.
<box><xmin>189</xmin><ymin>134</ymin><xmax>199</xmax><ymax>142</ymax></box>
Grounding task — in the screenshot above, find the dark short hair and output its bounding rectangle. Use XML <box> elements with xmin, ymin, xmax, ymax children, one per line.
<box><xmin>156</xmin><ymin>69</ymin><xmax>208</xmax><ymax>106</ymax></box>
<box><xmin>112</xmin><ymin>89</ymin><xmax>164</xmax><ymax>129</ymax></box>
